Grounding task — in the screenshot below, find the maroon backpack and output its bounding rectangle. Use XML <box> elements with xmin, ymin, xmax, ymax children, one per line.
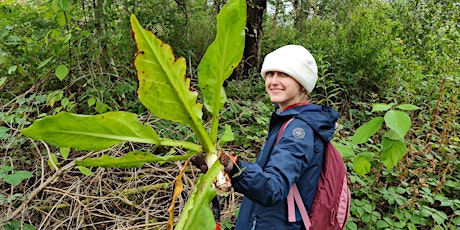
<box><xmin>277</xmin><ymin>118</ymin><xmax>351</xmax><ymax>229</ymax></box>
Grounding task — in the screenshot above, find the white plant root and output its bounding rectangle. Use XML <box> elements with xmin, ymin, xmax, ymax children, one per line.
<box><xmin>206</xmin><ymin>153</ymin><xmax>232</xmax><ymax>194</ymax></box>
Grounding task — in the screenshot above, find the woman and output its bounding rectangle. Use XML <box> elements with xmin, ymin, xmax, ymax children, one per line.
<box><xmin>222</xmin><ymin>45</ymin><xmax>340</xmax><ymax>229</ymax></box>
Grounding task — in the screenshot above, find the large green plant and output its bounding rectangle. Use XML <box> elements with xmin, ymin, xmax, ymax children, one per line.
<box><xmin>20</xmin><ymin>0</ymin><xmax>246</xmax><ymax>229</ymax></box>
<box><xmin>350</xmin><ymin>103</ymin><xmax>420</xmax><ymax>175</ymax></box>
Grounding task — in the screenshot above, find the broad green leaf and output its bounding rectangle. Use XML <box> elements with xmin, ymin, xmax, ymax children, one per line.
<box><xmin>58</xmin><ymin>0</ymin><xmax>71</xmax><ymax>11</ymax></box>
<box><xmin>384</xmin><ymin>129</ymin><xmax>403</xmax><ymax>141</ymax></box>
<box><xmin>4</xmin><ymin>170</ymin><xmax>33</xmax><ymax>186</ymax></box>
<box><xmin>60</xmin><ymin>147</ymin><xmax>70</xmax><ymax>159</ymax></box>
<box><xmin>55</xmin><ymin>64</ymin><xmax>68</xmax><ymax>81</ymax></box>
<box><xmin>23</xmin><ymin>224</ymin><xmax>36</xmax><ymax>230</ymax></box>
<box><xmin>332</xmin><ymin>142</ymin><xmax>355</xmax><ymax>159</ymax></box>
<box><xmin>432</xmin><ymin>209</ymin><xmax>448</xmax><ymax>224</ymax></box>
<box><xmin>0</xmin><ymin>165</ymin><xmax>14</xmax><ymax>173</ymax></box>
<box><xmin>384</xmin><ymin>110</ymin><xmax>411</xmax><ymax>139</ymax></box>
<box><xmin>0</xmin><ymin>126</ymin><xmax>8</xmax><ymax>138</ymax></box>
<box><xmin>371</xmin><ymin>103</ymin><xmax>394</xmax><ymax>112</ymax></box>
<box><xmin>175</xmin><ymin>159</ymin><xmax>223</xmax><ymax>230</ymax></box>
<box><xmin>130</xmin><ymin>14</ymin><xmax>214</xmax><ymax>153</ymax></box>
<box><xmin>0</xmin><ymin>77</ymin><xmax>7</xmax><ymax>87</ymax></box>
<box><xmin>197</xmin><ymin>0</ymin><xmax>246</xmax><ymax>141</ymax></box>
<box><xmin>452</xmin><ymin>216</ymin><xmax>460</xmax><ymax>226</ymax></box>
<box><xmin>87</xmin><ymin>97</ymin><xmax>96</xmax><ymax>107</ymax></box>
<box><xmin>353</xmin><ymin>152</ymin><xmax>373</xmax><ymax>176</ymax></box>
<box><xmin>407</xmin><ymin>223</ymin><xmax>417</xmax><ymax>230</ymax></box>
<box><xmin>61</xmin><ymin>97</ymin><xmax>69</xmax><ymax>107</ymax></box>
<box><xmin>376</xmin><ymin>220</ymin><xmax>390</xmax><ymax>228</ymax></box>
<box><xmin>48</xmin><ymin>154</ymin><xmax>59</xmax><ymax>170</ymax></box>
<box><xmin>56</xmin><ymin>11</ymin><xmax>68</xmax><ymax>26</ymax></box>
<box><xmin>352</xmin><ymin>117</ymin><xmax>384</xmax><ymax>144</ymax></box>
<box><xmin>76</xmin><ymin>166</ymin><xmax>93</xmax><ymax>176</ymax></box>
<box><xmin>8</xmin><ymin>65</ymin><xmax>17</xmax><ymax>75</ymax></box>
<box><xmin>76</xmin><ymin>150</ymin><xmax>196</xmax><ymax>168</ymax></box>
<box><xmin>393</xmin><ymin>221</ymin><xmax>406</xmax><ymax>228</ymax></box>
<box><xmin>52</xmin><ymin>0</ymin><xmax>62</xmax><ymax>12</ymax></box>
<box><xmin>381</xmin><ymin>135</ymin><xmax>407</xmax><ymax>169</ymax></box>
<box><xmin>21</xmin><ymin>111</ymin><xmax>160</xmax><ymax>151</ymax></box>
<box><xmin>396</xmin><ymin>104</ymin><xmax>420</xmax><ymax>111</ymax></box>
<box><xmin>218</xmin><ymin>124</ymin><xmax>235</xmax><ymax>146</ymax></box>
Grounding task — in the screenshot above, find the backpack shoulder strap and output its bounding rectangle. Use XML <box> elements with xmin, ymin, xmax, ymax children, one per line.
<box><xmin>276</xmin><ymin>117</ymin><xmax>313</xmax><ymax>228</ymax></box>
<box><xmin>276</xmin><ymin>117</ymin><xmax>294</xmax><ymax>144</ymax></box>
<box><xmin>288</xmin><ymin>184</ymin><xmax>312</xmax><ymax>229</ymax></box>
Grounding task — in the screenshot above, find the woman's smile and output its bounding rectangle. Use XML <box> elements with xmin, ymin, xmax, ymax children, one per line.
<box><xmin>265</xmin><ymin>71</ymin><xmax>303</xmax><ymax>111</ymax></box>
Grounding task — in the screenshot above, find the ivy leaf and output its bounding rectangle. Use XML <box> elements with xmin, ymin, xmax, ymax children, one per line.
<box><xmin>352</xmin><ymin>117</ymin><xmax>384</xmax><ymax>144</ymax></box>
<box><xmin>353</xmin><ymin>152</ymin><xmax>373</xmax><ymax>176</ymax></box>
<box><xmin>130</xmin><ymin>14</ymin><xmax>214</xmax><ymax>153</ymax></box>
<box><xmin>384</xmin><ymin>110</ymin><xmax>411</xmax><ymax>139</ymax></box>
<box><xmin>21</xmin><ymin>111</ymin><xmax>160</xmax><ymax>151</ymax></box>
<box><xmin>197</xmin><ymin>0</ymin><xmax>246</xmax><ymax>141</ymax></box>
<box><xmin>381</xmin><ymin>134</ymin><xmax>407</xmax><ymax>170</ymax></box>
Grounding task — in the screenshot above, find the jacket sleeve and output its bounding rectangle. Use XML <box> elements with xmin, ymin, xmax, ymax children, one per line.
<box><xmin>230</xmin><ymin>119</ymin><xmax>315</xmax><ymax>206</ymax></box>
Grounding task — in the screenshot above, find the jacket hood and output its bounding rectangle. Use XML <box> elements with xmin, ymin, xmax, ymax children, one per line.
<box><xmin>276</xmin><ymin>104</ymin><xmax>339</xmax><ymax>142</ymax></box>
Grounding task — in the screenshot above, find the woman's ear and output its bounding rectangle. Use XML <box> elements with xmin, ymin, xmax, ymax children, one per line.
<box><xmin>301</xmin><ymin>88</ymin><xmax>308</xmax><ymax>95</ymax></box>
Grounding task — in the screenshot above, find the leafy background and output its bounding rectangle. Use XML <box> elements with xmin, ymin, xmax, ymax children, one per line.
<box><xmin>1</xmin><ymin>0</ymin><xmax>459</xmax><ymax>229</ymax></box>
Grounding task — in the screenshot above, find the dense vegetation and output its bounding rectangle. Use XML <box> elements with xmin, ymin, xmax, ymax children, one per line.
<box><xmin>1</xmin><ymin>0</ymin><xmax>458</xmax><ymax>229</ymax></box>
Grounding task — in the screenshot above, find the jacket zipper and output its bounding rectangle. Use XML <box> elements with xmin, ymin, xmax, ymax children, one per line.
<box><xmin>250</xmin><ymin>217</ymin><xmax>257</xmax><ymax>230</ymax></box>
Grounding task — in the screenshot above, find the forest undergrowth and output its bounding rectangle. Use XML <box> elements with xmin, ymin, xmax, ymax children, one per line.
<box><xmin>1</xmin><ymin>0</ymin><xmax>459</xmax><ymax>229</ymax></box>
<box><xmin>1</xmin><ymin>75</ymin><xmax>459</xmax><ymax>230</ymax></box>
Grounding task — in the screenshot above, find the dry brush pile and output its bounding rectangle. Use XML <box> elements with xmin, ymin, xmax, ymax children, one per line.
<box><xmin>1</xmin><ymin>140</ymin><xmax>241</xmax><ymax>229</ymax></box>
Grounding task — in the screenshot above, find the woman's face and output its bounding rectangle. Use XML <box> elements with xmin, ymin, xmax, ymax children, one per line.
<box><xmin>265</xmin><ymin>71</ymin><xmax>303</xmax><ymax>111</ymax></box>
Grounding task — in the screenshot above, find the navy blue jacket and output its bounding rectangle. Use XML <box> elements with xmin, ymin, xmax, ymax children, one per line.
<box><xmin>230</xmin><ymin>103</ymin><xmax>339</xmax><ymax>230</ymax></box>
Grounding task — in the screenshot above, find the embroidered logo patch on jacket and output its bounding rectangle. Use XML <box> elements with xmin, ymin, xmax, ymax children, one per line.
<box><xmin>292</xmin><ymin>128</ymin><xmax>305</xmax><ymax>139</ymax></box>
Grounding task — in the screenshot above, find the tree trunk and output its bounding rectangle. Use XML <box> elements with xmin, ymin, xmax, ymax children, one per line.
<box><xmin>93</xmin><ymin>0</ymin><xmax>108</xmax><ymax>68</ymax></box>
<box><xmin>229</xmin><ymin>0</ymin><xmax>267</xmax><ymax>81</ymax></box>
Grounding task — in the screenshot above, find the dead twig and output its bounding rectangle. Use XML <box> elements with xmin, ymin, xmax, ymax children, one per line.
<box><xmin>4</xmin><ymin>150</ymin><xmax>97</xmax><ymax>222</ymax></box>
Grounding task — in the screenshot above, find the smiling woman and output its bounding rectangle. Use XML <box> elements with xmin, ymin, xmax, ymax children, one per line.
<box><xmin>264</xmin><ymin>71</ymin><xmax>305</xmax><ymax>111</ymax></box>
<box><xmin>261</xmin><ymin>45</ymin><xmax>318</xmax><ymax>112</ymax></box>
<box><xmin>214</xmin><ymin>44</ymin><xmax>340</xmax><ymax>230</ymax></box>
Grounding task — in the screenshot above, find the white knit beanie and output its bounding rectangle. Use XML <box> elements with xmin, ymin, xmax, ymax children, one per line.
<box><xmin>261</xmin><ymin>45</ymin><xmax>318</xmax><ymax>93</ymax></box>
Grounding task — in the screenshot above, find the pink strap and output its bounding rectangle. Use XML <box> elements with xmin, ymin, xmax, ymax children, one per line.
<box><xmin>287</xmin><ymin>184</ymin><xmax>312</xmax><ymax>229</ymax></box>
<box><xmin>276</xmin><ymin>118</ymin><xmax>294</xmax><ymax>144</ymax></box>
<box><xmin>287</xmin><ymin>188</ymin><xmax>296</xmax><ymax>222</ymax></box>
<box><xmin>278</xmin><ymin>118</ymin><xmax>312</xmax><ymax>228</ymax></box>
